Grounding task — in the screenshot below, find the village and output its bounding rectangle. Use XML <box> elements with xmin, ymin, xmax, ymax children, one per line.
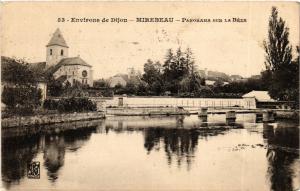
<box><xmin>1</xmin><ymin>4</ymin><xmax>299</xmax><ymax>191</ymax></box>
<box><xmin>1</xmin><ymin>26</ymin><xmax>299</xmax><ymax>128</ymax></box>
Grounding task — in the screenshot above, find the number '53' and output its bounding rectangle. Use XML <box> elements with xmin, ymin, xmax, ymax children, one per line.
<box><xmin>57</xmin><ymin>18</ymin><xmax>65</xmax><ymax>22</ymax></box>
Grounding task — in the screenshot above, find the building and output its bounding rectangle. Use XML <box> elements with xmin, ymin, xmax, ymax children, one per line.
<box><xmin>108</xmin><ymin>68</ymin><xmax>141</xmax><ymax>88</ymax></box>
<box><xmin>46</xmin><ymin>28</ymin><xmax>93</xmax><ymax>86</ymax></box>
<box><xmin>230</xmin><ymin>75</ymin><xmax>243</xmax><ymax>82</ymax></box>
<box><xmin>108</xmin><ymin>75</ymin><xmax>128</xmax><ymax>87</ymax></box>
<box><xmin>242</xmin><ymin>90</ymin><xmax>276</xmax><ymax>109</ymax></box>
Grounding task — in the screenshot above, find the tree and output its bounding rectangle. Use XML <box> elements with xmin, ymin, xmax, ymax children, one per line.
<box><xmin>47</xmin><ymin>77</ymin><xmax>63</xmax><ymax>96</ymax></box>
<box><xmin>162</xmin><ymin>48</ymin><xmax>190</xmax><ymax>94</ymax></box>
<box><xmin>1</xmin><ymin>57</ymin><xmax>42</xmax><ymax>114</ymax></box>
<box><xmin>136</xmin><ymin>80</ymin><xmax>149</xmax><ymax>96</ymax></box>
<box><xmin>2</xmin><ymin>86</ymin><xmax>42</xmax><ymax>114</ymax></box>
<box><xmin>263</xmin><ymin>7</ymin><xmax>298</xmax><ymax>105</ymax></box>
<box><xmin>93</xmin><ymin>78</ymin><xmax>110</xmax><ymax>88</ymax></box>
<box><xmin>142</xmin><ymin>59</ymin><xmax>164</xmax><ymax>95</ymax></box>
<box><xmin>263</xmin><ymin>7</ymin><xmax>292</xmax><ymax>72</ymax></box>
<box><xmin>1</xmin><ymin>57</ymin><xmax>36</xmax><ymax>85</ymax></box>
<box><xmin>124</xmin><ymin>80</ymin><xmax>138</xmax><ymax>95</ymax></box>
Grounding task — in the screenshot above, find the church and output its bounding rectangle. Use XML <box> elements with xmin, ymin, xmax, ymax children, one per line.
<box><xmin>46</xmin><ymin>28</ymin><xmax>93</xmax><ymax>86</ymax></box>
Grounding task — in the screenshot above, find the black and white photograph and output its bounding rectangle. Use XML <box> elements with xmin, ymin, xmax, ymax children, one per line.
<box><xmin>0</xmin><ymin>1</ymin><xmax>299</xmax><ymax>191</ymax></box>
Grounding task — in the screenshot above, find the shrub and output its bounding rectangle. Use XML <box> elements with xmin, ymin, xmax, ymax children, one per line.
<box><xmin>43</xmin><ymin>97</ymin><xmax>97</xmax><ymax>113</ymax></box>
<box><xmin>2</xmin><ymin>86</ymin><xmax>42</xmax><ymax>115</ymax></box>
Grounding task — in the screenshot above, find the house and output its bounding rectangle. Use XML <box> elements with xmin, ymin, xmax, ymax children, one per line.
<box><xmin>230</xmin><ymin>75</ymin><xmax>243</xmax><ymax>82</ymax></box>
<box><xmin>108</xmin><ymin>68</ymin><xmax>141</xmax><ymax>88</ymax></box>
<box><xmin>108</xmin><ymin>74</ymin><xmax>128</xmax><ymax>87</ymax></box>
<box><xmin>242</xmin><ymin>90</ymin><xmax>276</xmax><ymax>109</ymax></box>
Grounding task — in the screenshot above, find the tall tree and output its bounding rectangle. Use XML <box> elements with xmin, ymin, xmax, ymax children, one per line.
<box><xmin>263</xmin><ymin>7</ymin><xmax>298</xmax><ymax>104</ymax></box>
<box><xmin>263</xmin><ymin>7</ymin><xmax>292</xmax><ymax>72</ymax></box>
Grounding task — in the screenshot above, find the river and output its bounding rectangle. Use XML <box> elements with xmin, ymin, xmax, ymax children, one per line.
<box><xmin>1</xmin><ymin>114</ymin><xmax>299</xmax><ymax>190</ymax></box>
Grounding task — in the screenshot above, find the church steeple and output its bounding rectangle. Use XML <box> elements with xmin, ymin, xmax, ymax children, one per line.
<box><xmin>46</xmin><ymin>28</ymin><xmax>69</xmax><ymax>66</ymax></box>
<box><xmin>47</xmin><ymin>28</ymin><xmax>68</xmax><ymax>48</ymax></box>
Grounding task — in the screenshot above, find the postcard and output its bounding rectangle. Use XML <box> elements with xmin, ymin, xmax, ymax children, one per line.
<box><xmin>1</xmin><ymin>1</ymin><xmax>299</xmax><ymax>191</ymax></box>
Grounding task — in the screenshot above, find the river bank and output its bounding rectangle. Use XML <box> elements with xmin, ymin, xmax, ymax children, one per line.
<box><xmin>1</xmin><ymin>111</ymin><xmax>105</xmax><ymax>128</ymax></box>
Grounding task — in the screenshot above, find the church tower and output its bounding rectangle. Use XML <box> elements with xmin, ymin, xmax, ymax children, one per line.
<box><xmin>46</xmin><ymin>28</ymin><xmax>69</xmax><ymax>66</ymax></box>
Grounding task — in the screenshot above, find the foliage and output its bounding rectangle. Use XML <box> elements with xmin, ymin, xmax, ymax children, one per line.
<box><xmin>1</xmin><ymin>57</ymin><xmax>42</xmax><ymax>115</ymax></box>
<box><xmin>215</xmin><ymin>77</ymin><xmax>267</xmax><ymax>94</ymax></box>
<box><xmin>263</xmin><ymin>7</ymin><xmax>292</xmax><ymax>72</ymax></box>
<box><xmin>124</xmin><ymin>80</ymin><xmax>138</xmax><ymax>95</ymax></box>
<box><xmin>1</xmin><ymin>57</ymin><xmax>36</xmax><ymax>85</ymax></box>
<box><xmin>139</xmin><ymin>47</ymin><xmax>206</xmax><ymax>96</ymax></box>
<box><xmin>2</xmin><ymin>86</ymin><xmax>42</xmax><ymax>115</ymax></box>
<box><xmin>162</xmin><ymin>48</ymin><xmax>205</xmax><ymax>94</ymax></box>
<box><xmin>263</xmin><ymin>7</ymin><xmax>299</xmax><ymax>106</ymax></box>
<box><xmin>93</xmin><ymin>78</ymin><xmax>110</xmax><ymax>88</ymax></box>
<box><xmin>142</xmin><ymin>59</ymin><xmax>164</xmax><ymax>95</ymax></box>
<box><xmin>43</xmin><ymin>97</ymin><xmax>97</xmax><ymax>113</ymax></box>
<box><xmin>47</xmin><ymin>76</ymin><xmax>63</xmax><ymax>96</ymax></box>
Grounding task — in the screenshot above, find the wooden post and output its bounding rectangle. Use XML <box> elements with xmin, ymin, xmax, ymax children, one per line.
<box><xmin>263</xmin><ymin>110</ymin><xmax>275</xmax><ymax>122</ymax></box>
<box><xmin>198</xmin><ymin>107</ymin><xmax>208</xmax><ymax>125</ymax></box>
<box><xmin>226</xmin><ymin>110</ymin><xmax>236</xmax><ymax>125</ymax></box>
<box><xmin>199</xmin><ymin>116</ymin><xmax>208</xmax><ymax>123</ymax></box>
<box><xmin>255</xmin><ymin>112</ymin><xmax>263</xmax><ymax>122</ymax></box>
<box><xmin>198</xmin><ymin>107</ymin><xmax>208</xmax><ymax>118</ymax></box>
<box><xmin>118</xmin><ymin>97</ymin><xmax>123</xmax><ymax>107</ymax></box>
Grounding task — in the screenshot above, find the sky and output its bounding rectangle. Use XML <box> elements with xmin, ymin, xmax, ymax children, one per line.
<box><xmin>1</xmin><ymin>2</ymin><xmax>299</xmax><ymax>79</ymax></box>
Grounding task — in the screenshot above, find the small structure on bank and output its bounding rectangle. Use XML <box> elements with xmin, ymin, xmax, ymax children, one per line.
<box><xmin>242</xmin><ymin>91</ymin><xmax>275</xmax><ymax>109</ymax></box>
<box><xmin>242</xmin><ymin>90</ymin><xmax>292</xmax><ymax>109</ymax></box>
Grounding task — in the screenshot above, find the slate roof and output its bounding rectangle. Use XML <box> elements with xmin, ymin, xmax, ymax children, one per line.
<box><xmin>28</xmin><ymin>62</ymin><xmax>47</xmax><ymax>82</ymax></box>
<box><xmin>29</xmin><ymin>62</ymin><xmax>47</xmax><ymax>72</ymax></box>
<box><xmin>46</xmin><ymin>56</ymin><xmax>91</xmax><ymax>74</ymax></box>
<box><xmin>242</xmin><ymin>91</ymin><xmax>275</xmax><ymax>102</ymax></box>
<box><xmin>56</xmin><ymin>75</ymin><xmax>68</xmax><ymax>83</ymax></box>
<box><xmin>46</xmin><ymin>28</ymin><xmax>69</xmax><ymax>48</ymax></box>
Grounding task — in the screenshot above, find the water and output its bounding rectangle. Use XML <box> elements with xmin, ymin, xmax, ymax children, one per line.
<box><xmin>2</xmin><ymin>114</ymin><xmax>300</xmax><ymax>190</ymax></box>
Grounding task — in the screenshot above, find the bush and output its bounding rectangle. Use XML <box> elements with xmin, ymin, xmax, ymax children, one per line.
<box><xmin>2</xmin><ymin>86</ymin><xmax>42</xmax><ymax>115</ymax></box>
<box><xmin>43</xmin><ymin>97</ymin><xmax>97</xmax><ymax>113</ymax></box>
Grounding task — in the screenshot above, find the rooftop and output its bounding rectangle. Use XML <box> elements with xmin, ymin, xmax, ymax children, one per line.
<box><xmin>46</xmin><ymin>56</ymin><xmax>91</xmax><ymax>74</ymax></box>
<box><xmin>46</xmin><ymin>28</ymin><xmax>69</xmax><ymax>48</ymax></box>
<box><xmin>242</xmin><ymin>90</ymin><xmax>275</xmax><ymax>102</ymax></box>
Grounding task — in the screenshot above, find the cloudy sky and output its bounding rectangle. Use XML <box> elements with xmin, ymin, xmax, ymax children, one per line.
<box><xmin>1</xmin><ymin>2</ymin><xmax>299</xmax><ymax>79</ymax></box>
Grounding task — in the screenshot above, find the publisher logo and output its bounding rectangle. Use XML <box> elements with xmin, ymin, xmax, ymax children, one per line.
<box><xmin>27</xmin><ymin>161</ymin><xmax>40</xmax><ymax>179</ymax></box>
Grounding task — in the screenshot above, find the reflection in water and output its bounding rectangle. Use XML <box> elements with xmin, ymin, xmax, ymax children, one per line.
<box><xmin>1</xmin><ymin>115</ymin><xmax>300</xmax><ymax>190</ymax></box>
<box><xmin>1</xmin><ymin>135</ymin><xmax>40</xmax><ymax>189</ymax></box>
<box><xmin>143</xmin><ymin>116</ymin><xmax>228</xmax><ymax>169</ymax></box>
<box><xmin>2</xmin><ymin>126</ymin><xmax>96</xmax><ymax>187</ymax></box>
<box><xmin>263</xmin><ymin>121</ymin><xmax>299</xmax><ymax>191</ymax></box>
<box><xmin>144</xmin><ymin>128</ymin><xmax>200</xmax><ymax>169</ymax></box>
<box><xmin>43</xmin><ymin>135</ymin><xmax>65</xmax><ymax>182</ymax></box>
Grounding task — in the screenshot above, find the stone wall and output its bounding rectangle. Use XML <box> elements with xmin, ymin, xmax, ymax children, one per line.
<box><xmin>2</xmin><ymin>111</ymin><xmax>105</xmax><ymax>128</ymax></box>
<box><xmin>2</xmin><ymin>119</ymin><xmax>105</xmax><ymax>138</ymax></box>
